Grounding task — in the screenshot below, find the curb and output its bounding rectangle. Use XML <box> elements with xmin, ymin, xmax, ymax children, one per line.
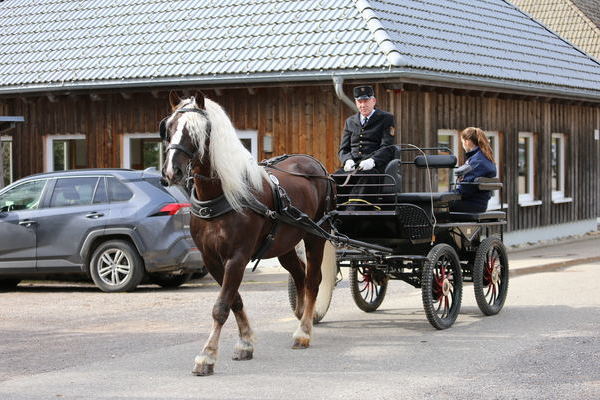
<box><xmin>510</xmin><ymin>256</ymin><xmax>600</xmax><ymax>277</ymax></box>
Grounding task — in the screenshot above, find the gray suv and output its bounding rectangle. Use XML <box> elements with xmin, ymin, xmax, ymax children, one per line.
<box><xmin>0</xmin><ymin>168</ymin><xmax>204</xmax><ymax>292</ymax></box>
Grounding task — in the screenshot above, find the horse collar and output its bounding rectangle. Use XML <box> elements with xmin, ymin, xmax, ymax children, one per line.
<box><xmin>190</xmin><ymin>188</ymin><xmax>234</xmax><ymax>219</ymax></box>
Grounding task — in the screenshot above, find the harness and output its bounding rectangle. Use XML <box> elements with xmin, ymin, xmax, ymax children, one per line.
<box><xmin>189</xmin><ymin>155</ymin><xmax>335</xmax><ymax>269</ymax></box>
<box><xmin>164</xmin><ymin>106</ymin><xmax>335</xmax><ymax>270</ymax></box>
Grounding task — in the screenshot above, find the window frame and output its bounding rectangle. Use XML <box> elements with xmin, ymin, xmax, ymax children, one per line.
<box><xmin>1</xmin><ymin>135</ymin><xmax>13</xmax><ymax>186</ymax></box>
<box><xmin>551</xmin><ymin>133</ymin><xmax>570</xmax><ymax>202</ymax></box>
<box><xmin>122</xmin><ymin>133</ymin><xmax>164</xmax><ymax>170</ymax></box>
<box><xmin>45</xmin><ymin>134</ymin><xmax>87</xmax><ymax>172</ymax></box>
<box><xmin>436</xmin><ymin>129</ymin><xmax>459</xmax><ymax>192</ymax></box>
<box><xmin>517</xmin><ymin>132</ymin><xmax>538</xmax><ymax>205</ymax></box>
<box><xmin>236</xmin><ymin>130</ymin><xmax>258</xmax><ymax>160</ymax></box>
<box><xmin>486</xmin><ymin>131</ymin><xmax>502</xmax><ymax>210</ymax></box>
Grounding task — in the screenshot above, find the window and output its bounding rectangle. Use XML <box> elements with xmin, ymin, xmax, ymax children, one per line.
<box><xmin>1</xmin><ymin>136</ymin><xmax>13</xmax><ymax>187</ymax></box>
<box><xmin>437</xmin><ymin>130</ymin><xmax>459</xmax><ymax>191</ymax></box>
<box><xmin>107</xmin><ymin>177</ymin><xmax>133</xmax><ymax>202</ymax></box>
<box><xmin>237</xmin><ymin>130</ymin><xmax>258</xmax><ymax>160</ymax></box>
<box><xmin>551</xmin><ymin>133</ymin><xmax>569</xmax><ymax>202</ymax></box>
<box><xmin>486</xmin><ymin>131</ymin><xmax>501</xmax><ymax>209</ymax></box>
<box><xmin>46</xmin><ymin>135</ymin><xmax>87</xmax><ymax>172</ymax></box>
<box><xmin>518</xmin><ymin>132</ymin><xmax>536</xmax><ymax>204</ymax></box>
<box><xmin>0</xmin><ymin>179</ymin><xmax>46</xmax><ymax>212</ymax></box>
<box><xmin>50</xmin><ymin>177</ymin><xmax>98</xmax><ymax>207</ymax></box>
<box><xmin>122</xmin><ymin>133</ymin><xmax>164</xmax><ymax>170</ymax></box>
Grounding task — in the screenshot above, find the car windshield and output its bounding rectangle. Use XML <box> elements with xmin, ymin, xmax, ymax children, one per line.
<box><xmin>0</xmin><ymin>180</ymin><xmax>46</xmax><ymax>212</ymax></box>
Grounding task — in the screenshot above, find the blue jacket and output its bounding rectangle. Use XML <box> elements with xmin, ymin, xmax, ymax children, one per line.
<box><xmin>456</xmin><ymin>147</ymin><xmax>497</xmax><ymax>209</ymax></box>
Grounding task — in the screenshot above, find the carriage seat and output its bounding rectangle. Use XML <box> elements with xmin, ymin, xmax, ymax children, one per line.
<box><xmin>381</xmin><ymin>158</ymin><xmax>460</xmax><ymax>204</ymax></box>
<box><xmin>396</xmin><ymin>191</ymin><xmax>461</xmax><ymax>203</ymax></box>
<box><xmin>447</xmin><ymin>210</ymin><xmax>506</xmax><ymax>222</ymax></box>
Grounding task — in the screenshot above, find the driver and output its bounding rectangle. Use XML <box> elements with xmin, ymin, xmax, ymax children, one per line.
<box><xmin>335</xmin><ymin>85</ymin><xmax>395</xmax><ymax>206</ymax></box>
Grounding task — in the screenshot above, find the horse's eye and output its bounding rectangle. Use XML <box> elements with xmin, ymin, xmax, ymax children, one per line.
<box><xmin>159</xmin><ymin>118</ymin><xmax>168</xmax><ymax>140</ymax></box>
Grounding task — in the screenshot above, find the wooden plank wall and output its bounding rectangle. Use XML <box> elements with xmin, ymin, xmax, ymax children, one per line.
<box><xmin>8</xmin><ymin>84</ymin><xmax>358</xmax><ymax>177</ymax></box>
<box><xmin>392</xmin><ymin>89</ymin><xmax>600</xmax><ymax>231</ymax></box>
<box><xmin>6</xmin><ymin>84</ymin><xmax>599</xmax><ymax>232</ymax></box>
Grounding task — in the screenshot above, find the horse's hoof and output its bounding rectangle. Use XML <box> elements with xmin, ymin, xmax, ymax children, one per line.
<box><xmin>233</xmin><ymin>349</ymin><xmax>253</xmax><ymax>361</ymax></box>
<box><xmin>192</xmin><ymin>363</ymin><xmax>214</xmax><ymax>376</ymax></box>
<box><xmin>292</xmin><ymin>337</ymin><xmax>310</xmax><ymax>349</ymax></box>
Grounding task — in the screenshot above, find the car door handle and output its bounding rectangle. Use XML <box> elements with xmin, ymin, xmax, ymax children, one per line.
<box><xmin>19</xmin><ymin>219</ymin><xmax>37</xmax><ymax>227</ymax></box>
<box><xmin>85</xmin><ymin>212</ymin><xmax>105</xmax><ymax>219</ymax></box>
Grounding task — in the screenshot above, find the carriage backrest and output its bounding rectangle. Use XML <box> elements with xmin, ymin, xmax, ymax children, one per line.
<box><xmin>414</xmin><ymin>155</ymin><xmax>457</xmax><ymax>168</ymax></box>
<box><xmin>382</xmin><ymin>159</ymin><xmax>403</xmax><ymax>194</ymax></box>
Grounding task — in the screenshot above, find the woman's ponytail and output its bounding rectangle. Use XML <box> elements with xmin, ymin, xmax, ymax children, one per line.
<box><xmin>461</xmin><ymin>127</ymin><xmax>494</xmax><ymax>163</ymax></box>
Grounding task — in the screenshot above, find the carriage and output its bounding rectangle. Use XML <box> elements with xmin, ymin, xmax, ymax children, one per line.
<box><xmin>160</xmin><ymin>95</ymin><xmax>509</xmax><ymax>375</ymax></box>
<box><xmin>291</xmin><ymin>145</ymin><xmax>510</xmax><ymax>330</ymax></box>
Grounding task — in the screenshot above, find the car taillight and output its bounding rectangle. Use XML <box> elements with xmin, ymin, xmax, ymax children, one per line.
<box><xmin>152</xmin><ymin>203</ymin><xmax>191</xmax><ymax>216</ymax></box>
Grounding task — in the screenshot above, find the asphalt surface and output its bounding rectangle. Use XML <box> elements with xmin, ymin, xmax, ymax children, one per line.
<box><xmin>0</xmin><ymin>232</ymin><xmax>598</xmax><ymax>399</ymax></box>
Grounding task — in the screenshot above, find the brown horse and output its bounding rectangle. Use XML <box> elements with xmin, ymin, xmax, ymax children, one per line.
<box><xmin>160</xmin><ymin>94</ymin><xmax>335</xmax><ymax>376</ymax></box>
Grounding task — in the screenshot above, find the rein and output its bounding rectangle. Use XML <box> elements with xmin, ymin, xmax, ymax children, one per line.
<box><xmin>260</xmin><ymin>154</ymin><xmax>336</xmax><ymax>184</ymax></box>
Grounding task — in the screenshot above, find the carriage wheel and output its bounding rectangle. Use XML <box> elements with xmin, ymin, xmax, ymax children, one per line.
<box><xmin>287</xmin><ymin>241</ymin><xmax>337</xmax><ymax>324</ymax></box>
<box><xmin>422</xmin><ymin>244</ymin><xmax>462</xmax><ymax>330</ymax></box>
<box><xmin>473</xmin><ymin>237</ymin><xmax>509</xmax><ymax>316</ymax></box>
<box><xmin>349</xmin><ymin>265</ymin><xmax>388</xmax><ymax>312</ymax></box>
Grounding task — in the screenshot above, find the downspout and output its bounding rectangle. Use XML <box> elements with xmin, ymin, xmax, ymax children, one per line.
<box><xmin>332</xmin><ymin>76</ymin><xmax>357</xmax><ymax>112</ymax></box>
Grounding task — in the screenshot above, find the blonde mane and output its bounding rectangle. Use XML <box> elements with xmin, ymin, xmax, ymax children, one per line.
<box><xmin>175</xmin><ymin>97</ymin><xmax>266</xmax><ymax>210</ymax></box>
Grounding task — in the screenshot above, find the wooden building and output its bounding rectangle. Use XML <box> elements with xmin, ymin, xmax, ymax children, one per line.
<box><xmin>1</xmin><ymin>0</ymin><xmax>599</xmax><ymax>244</ymax></box>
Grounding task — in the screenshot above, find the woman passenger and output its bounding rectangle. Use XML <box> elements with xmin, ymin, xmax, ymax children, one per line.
<box><xmin>450</xmin><ymin>127</ymin><xmax>497</xmax><ymax>212</ymax></box>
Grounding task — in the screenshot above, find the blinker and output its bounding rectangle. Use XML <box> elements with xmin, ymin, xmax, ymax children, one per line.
<box><xmin>159</xmin><ymin>117</ymin><xmax>168</xmax><ymax>140</ymax></box>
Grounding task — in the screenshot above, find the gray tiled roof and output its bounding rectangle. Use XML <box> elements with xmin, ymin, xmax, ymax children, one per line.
<box><xmin>571</xmin><ymin>0</ymin><xmax>600</xmax><ymax>29</ymax></box>
<box><xmin>1</xmin><ymin>0</ymin><xmax>600</xmax><ymax>99</ymax></box>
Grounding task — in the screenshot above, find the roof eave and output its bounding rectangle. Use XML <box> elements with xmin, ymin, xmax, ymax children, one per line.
<box><xmin>1</xmin><ymin>68</ymin><xmax>599</xmax><ymax>103</ymax></box>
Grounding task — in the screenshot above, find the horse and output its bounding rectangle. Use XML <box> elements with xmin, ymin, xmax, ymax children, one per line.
<box><xmin>160</xmin><ymin>93</ymin><xmax>336</xmax><ymax>376</ymax></box>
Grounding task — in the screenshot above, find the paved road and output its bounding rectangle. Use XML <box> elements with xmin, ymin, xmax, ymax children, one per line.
<box><xmin>1</xmin><ymin>262</ymin><xmax>599</xmax><ymax>400</ymax></box>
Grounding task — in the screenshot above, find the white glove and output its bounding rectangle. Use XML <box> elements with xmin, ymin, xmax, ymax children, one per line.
<box><xmin>358</xmin><ymin>158</ymin><xmax>375</xmax><ymax>171</ymax></box>
<box><xmin>343</xmin><ymin>159</ymin><xmax>356</xmax><ymax>172</ymax></box>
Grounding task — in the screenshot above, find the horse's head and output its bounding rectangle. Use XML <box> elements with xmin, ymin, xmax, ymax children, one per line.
<box><xmin>160</xmin><ymin>94</ymin><xmax>210</xmax><ymax>186</ymax></box>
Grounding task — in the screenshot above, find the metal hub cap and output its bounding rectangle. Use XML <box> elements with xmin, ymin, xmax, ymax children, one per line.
<box><xmin>98</xmin><ymin>249</ymin><xmax>131</xmax><ymax>285</ymax></box>
<box><xmin>442</xmin><ymin>278</ymin><xmax>452</xmax><ymax>296</ymax></box>
<box><xmin>491</xmin><ymin>264</ymin><xmax>501</xmax><ymax>285</ymax></box>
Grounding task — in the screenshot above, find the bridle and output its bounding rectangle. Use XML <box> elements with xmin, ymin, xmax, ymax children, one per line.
<box><xmin>160</xmin><ymin>106</ymin><xmax>216</xmax><ymax>189</ymax></box>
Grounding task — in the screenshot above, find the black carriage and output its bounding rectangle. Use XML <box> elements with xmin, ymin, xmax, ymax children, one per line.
<box><xmin>289</xmin><ymin>145</ymin><xmax>510</xmax><ymax>330</ymax></box>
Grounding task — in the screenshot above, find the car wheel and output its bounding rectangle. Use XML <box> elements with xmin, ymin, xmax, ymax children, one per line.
<box><xmin>422</xmin><ymin>244</ymin><xmax>463</xmax><ymax>330</ymax></box>
<box><xmin>149</xmin><ymin>272</ymin><xmax>193</xmax><ymax>288</ymax></box>
<box><xmin>90</xmin><ymin>240</ymin><xmax>145</xmax><ymax>292</ymax></box>
<box><xmin>0</xmin><ymin>278</ymin><xmax>21</xmax><ymax>291</ymax></box>
<box><xmin>473</xmin><ymin>237</ymin><xmax>509</xmax><ymax>316</ymax></box>
<box><xmin>349</xmin><ymin>265</ymin><xmax>388</xmax><ymax>312</ymax></box>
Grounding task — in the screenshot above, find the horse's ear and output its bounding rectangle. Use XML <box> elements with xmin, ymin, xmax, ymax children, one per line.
<box><xmin>169</xmin><ymin>91</ymin><xmax>181</xmax><ymax>110</ymax></box>
<box><xmin>193</xmin><ymin>90</ymin><xmax>206</xmax><ymax>109</ymax></box>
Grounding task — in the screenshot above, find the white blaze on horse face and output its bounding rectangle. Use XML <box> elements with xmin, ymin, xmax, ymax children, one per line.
<box><xmin>165</xmin><ymin>117</ymin><xmax>187</xmax><ymax>180</ymax></box>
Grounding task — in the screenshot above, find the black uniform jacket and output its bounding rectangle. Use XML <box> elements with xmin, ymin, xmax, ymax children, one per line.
<box><xmin>338</xmin><ymin>109</ymin><xmax>395</xmax><ymax>171</ymax></box>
